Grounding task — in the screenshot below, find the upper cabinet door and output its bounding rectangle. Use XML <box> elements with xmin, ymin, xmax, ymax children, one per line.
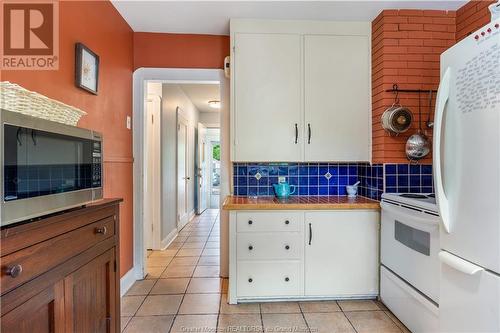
<box><xmin>232</xmin><ymin>33</ymin><xmax>303</xmax><ymax>162</ymax></box>
<box><xmin>304</xmin><ymin>35</ymin><xmax>370</xmax><ymax>162</ymax></box>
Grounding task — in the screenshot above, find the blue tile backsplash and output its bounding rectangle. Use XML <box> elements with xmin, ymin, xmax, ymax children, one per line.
<box><xmin>233</xmin><ymin>162</ymin><xmax>434</xmax><ymax>201</ymax></box>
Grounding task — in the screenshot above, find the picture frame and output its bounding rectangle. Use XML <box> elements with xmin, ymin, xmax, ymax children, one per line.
<box><xmin>75</xmin><ymin>43</ymin><xmax>99</xmax><ymax>95</ymax></box>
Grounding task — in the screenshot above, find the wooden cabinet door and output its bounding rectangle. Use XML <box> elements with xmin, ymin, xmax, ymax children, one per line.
<box><xmin>304</xmin><ymin>35</ymin><xmax>370</xmax><ymax>162</ymax></box>
<box><xmin>64</xmin><ymin>249</ymin><xmax>117</xmax><ymax>333</ymax></box>
<box><xmin>232</xmin><ymin>33</ymin><xmax>303</xmax><ymax>162</ymax></box>
<box><xmin>1</xmin><ymin>280</ymin><xmax>65</xmax><ymax>333</ymax></box>
<box><xmin>304</xmin><ymin>211</ymin><xmax>379</xmax><ymax>297</ymax></box>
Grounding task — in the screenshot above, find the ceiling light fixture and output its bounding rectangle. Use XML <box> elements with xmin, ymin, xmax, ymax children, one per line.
<box><xmin>208</xmin><ymin>100</ymin><xmax>221</xmax><ymax>109</ymax></box>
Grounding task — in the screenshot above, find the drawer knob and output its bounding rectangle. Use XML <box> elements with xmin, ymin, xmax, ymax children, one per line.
<box><xmin>285</xmin><ymin>220</ymin><xmax>290</xmax><ymax>225</ymax></box>
<box><xmin>95</xmin><ymin>226</ymin><xmax>107</xmax><ymax>235</ymax></box>
<box><xmin>248</xmin><ymin>220</ymin><xmax>253</xmax><ymax>225</ymax></box>
<box><xmin>248</xmin><ymin>245</ymin><xmax>254</xmax><ymax>250</ymax></box>
<box><xmin>5</xmin><ymin>264</ymin><xmax>22</xmax><ymax>278</ymax></box>
<box><xmin>285</xmin><ymin>245</ymin><xmax>290</xmax><ymax>250</ymax></box>
<box><xmin>248</xmin><ymin>278</ymin><xmax>253</xmax><ymax>283</ymax></box>
<box><xmin>285</xmin><ymin>277</ymin><xmax>290</xmax><ymax>282</ymax></box>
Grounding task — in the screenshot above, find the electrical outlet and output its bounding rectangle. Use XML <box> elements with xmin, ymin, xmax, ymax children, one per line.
<box><xmin>126</xmin><ymin>116</ymin><xmax>131</xmax><ymax>129</ymax></box>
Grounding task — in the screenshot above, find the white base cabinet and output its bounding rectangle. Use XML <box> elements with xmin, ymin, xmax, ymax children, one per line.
<box><xmin>228</xmin><ymin>210</ymin><xmax>379</xmax><ymax>304</ymax></box>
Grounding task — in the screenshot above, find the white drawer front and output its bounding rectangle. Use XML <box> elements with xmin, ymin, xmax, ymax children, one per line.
<box><xmin>237</xmin><ymin>233</ymin><xmax>303</xmax><ymax>260</ymax></box>
<box><xmin>236</xmin><ymin>211</ymin><xmax>303</xmax><ymax>232</ymax></box>
<box><xmin>237</xmin><ymin>261</ymin><xmax>302</xmax><ymax>297</ymax></box>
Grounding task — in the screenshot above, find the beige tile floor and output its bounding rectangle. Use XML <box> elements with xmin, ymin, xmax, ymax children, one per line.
<box><xmin>121</xmin><ymin>209</ymin><xmax>410</xmax><ymax>333</ymax></box>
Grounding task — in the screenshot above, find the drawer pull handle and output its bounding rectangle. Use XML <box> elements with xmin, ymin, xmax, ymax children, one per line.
<box><xmin>95</xmin><ymin>226</ymin><xmax>108</xmax><ymax>235</ymax></box>
<box><xmin>248</xmin><ymin>220</ymin><xmax>253</xmax><ymax>225</ymax></box>
<box><xmin>285</xmin><ymin>277</ymin><xmax>290</xmax><ymax>282</ymax></box>
<box><xmin>285</xmin><ymin>220</ymin><xmax>290</xmax><ymax>225</ymax></box>
<box><xmin>248</xmin><ymin>278</ymin><xmax>253</xmax><ymax>283</ymax></box>
<box><xmin>5</xmin><ymin>264</ymin><xmax>22</xmax><ymax>278</ymax></box>
<box><xmin>285</xmin><ymin>245</ymin><xmax>290</xmax><ymax>250</ymax></box>
<box><xmin>248</xmin><ymin>245</ymin><xmax>254</xmax><ymax>250</ymax></box>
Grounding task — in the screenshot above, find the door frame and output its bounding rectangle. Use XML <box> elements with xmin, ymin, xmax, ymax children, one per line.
<box><xmin>132</xmin><ymin>68</ymin><xmax>230</xmax><ymax>282</ymax></box>
<box><xmin>176</xmin><ymin>111</ymin><xmax>189</xmax><ymax>230</ymax></box>
<box><xmin>144</xmin><ymin>95</ymin><xmax>162</xmax><ymax>250</ymax></box>
<box><xmin>196</xmin><ymin>122</ymin><xmax>208</xmax><ymax>214</ymax></box>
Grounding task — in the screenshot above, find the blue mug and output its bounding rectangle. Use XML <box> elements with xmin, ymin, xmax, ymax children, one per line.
<box><xmin>273</xmin><ymin>182</ymin><xmax>296</xmax><ymax>199</ymax></box>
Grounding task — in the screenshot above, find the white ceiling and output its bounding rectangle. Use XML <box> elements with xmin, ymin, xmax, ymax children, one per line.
<box><xmin>112</xmin><ymin>1</ymin><xmax>467</xmax><ymax>35</ymax></box>
<box><xmin>179</xmin><ymin>83</ymin><xmax>221</xmax><ymax>113</ymax></box>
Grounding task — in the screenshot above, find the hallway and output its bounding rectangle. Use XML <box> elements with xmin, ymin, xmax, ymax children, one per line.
<box><xmin>121</xmin><ymin>209</ymin><xmax>408</xmax><ymax>333</ymax></box>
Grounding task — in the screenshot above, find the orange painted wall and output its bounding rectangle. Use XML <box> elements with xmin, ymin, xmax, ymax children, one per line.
<box><xmin>133</xmin><ymin>32</ymin><xmax>229</xmax><ymax>69</ymax></box>
<box><xmin>1</xmin><ymin>1</ymin><xmax>134</xmax><ymax>277</ymax></box>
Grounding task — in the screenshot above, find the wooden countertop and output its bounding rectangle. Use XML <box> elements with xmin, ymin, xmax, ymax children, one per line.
<box><xmin>222</xmin><ymin>195</ymin><xmax>380</xmax><ymax>210</ymax></box>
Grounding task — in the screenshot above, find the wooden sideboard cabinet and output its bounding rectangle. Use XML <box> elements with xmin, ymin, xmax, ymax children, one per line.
<box><xmin>0</xmin><ymin>198</ymin><xmax>122</xmax><ymax>333</ymax></box>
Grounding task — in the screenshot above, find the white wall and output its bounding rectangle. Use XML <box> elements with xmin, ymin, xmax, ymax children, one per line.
<box><xmin>161</xmin><ymin>84</ymin><xmax>200</xmax><ymax>242</ymax></box>
<box><xmin>199</xmin><ymin>112</ymin><xmax>220</xmax><ymax>127</ymax></box>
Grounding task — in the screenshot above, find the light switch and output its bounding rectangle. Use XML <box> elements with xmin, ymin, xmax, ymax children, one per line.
<box><xmin>126</xmin><ymin>116</ymin><xmax>131</xmax><ymax>129</ymax></box>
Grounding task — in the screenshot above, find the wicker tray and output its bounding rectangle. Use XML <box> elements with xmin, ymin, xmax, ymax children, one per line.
<box><xmin>0</xmin><ymin>81</ymin><xmax>87</xmax><ymax>126</ymax></box>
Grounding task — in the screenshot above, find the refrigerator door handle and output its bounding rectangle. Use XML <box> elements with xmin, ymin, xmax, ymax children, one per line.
<box><xmin>439</xmin><ymin>251</ymin><xmax>484</xmax><ymax>275</ymax></box>
<box><xmin>433</xmin><ymin>67</ymin><xmax>452</xmax><ymax>233</ymax></box>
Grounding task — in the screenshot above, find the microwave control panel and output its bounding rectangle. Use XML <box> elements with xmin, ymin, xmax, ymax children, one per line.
<box><xmin>92</xmin><ymin>141</ymin><xmax>102</xmax><ymax>188</ymax></box>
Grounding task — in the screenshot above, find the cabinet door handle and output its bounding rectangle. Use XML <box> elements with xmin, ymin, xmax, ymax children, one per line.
<box><xmin>95</xmin><ymin>226</ymin><xmax>107</xmax><ymax>235</ymax></box>
<box><xmin>309</xmin><ymin>223</ymin><xmax>312</xmax><ymax>245</ymax></box>
<box><xmin>294</xmin><ymin>123</ymin><xmax>298</xmax><ymax>144</ymax></box>
<box><xmin>308</xmin><ymin>124</ymin><xmax>311</xmax><ymax>144</ymax></box>
<box><xmin>5</xmin><ymin>264</ymin><xmax>22</xmax><ymax>278</ymax></box>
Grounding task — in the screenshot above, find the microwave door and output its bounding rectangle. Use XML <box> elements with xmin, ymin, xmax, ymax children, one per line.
<box><xmin>3</xmin><ymin>125</ymin><xmax>28</xmax><ymax>201</ymax></box>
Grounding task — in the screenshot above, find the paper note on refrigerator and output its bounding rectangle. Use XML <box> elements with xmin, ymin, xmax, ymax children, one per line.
<box><xmin>456</xmin><ymin>42</ymin><xmax>500</xmax><ymax>114</ymax></box>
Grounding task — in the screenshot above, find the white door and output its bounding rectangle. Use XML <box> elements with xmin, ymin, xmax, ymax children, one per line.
<box><xmin>197</xmin><ymin>123</ymin><xmax>208</xmax><ymax>214</ymax></box>
<box><xmin>177</xmin><ymin>114</ymin><xmax>189</xmax><ymax>230</ymax></box>
<box><xmin>304</xmin><ymin>35</ymin><xmax>370</xmax><ymax>161</ymax></box>
<box><xmin>232</xmin><ymin>33</ymin><xmax>302</xmax><ymax>161</ymax></box>
<box><xmin>434</xmin><ymin>20</ymin><xmax>500</xmax><ymax>273</ymax></box>
<box><xmin>304</xmin><ymin>211</ymin><xmax>379</xmax><ymax>296</ymax></box>
<box><xmin>144</xmin><ymin>96</ymin><xmax>161</xmax><ymax>250</ymax></box>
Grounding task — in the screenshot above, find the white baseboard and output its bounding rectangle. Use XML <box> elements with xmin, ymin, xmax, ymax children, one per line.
<box><xmin>161</xmin><ymin>228</ymin><xmax>178</xmax><ymax>250</ymax></box>
<box><xmin>120</xmin><ymin>268</ymin><xmax>136</xmax><ymax>297</ymax></box>
<box><xmin>188</xmin><ymin>210</ymin><xmax>196</xmax><ymax>221</ymax></box>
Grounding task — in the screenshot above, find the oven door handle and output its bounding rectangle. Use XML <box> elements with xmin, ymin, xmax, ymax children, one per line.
<box><xmin>380</xmin><ymin>202</ymin><xmax>439</xmax><ymax>232</ymax></box>
<box><xmin>439</xmin><ymin>251</ymin><xmax>484</xmax><ymax>276</ymax></box>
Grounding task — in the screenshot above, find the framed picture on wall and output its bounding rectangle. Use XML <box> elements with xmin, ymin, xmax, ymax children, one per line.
<box><xmin>75</xmin><ymin>43</ymin><xmax>99</xmax><ymax>95</ymax></box>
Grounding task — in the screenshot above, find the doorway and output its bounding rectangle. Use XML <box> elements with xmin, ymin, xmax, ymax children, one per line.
<box><xmin>197</xmin><ymin>123</ymin><xmax>209</xmax><ymax>214</ymax></box>
<box><xmin>177</xmin><ymin>111</ymin><xmax>190</xmax><ymax>231</ymax></box>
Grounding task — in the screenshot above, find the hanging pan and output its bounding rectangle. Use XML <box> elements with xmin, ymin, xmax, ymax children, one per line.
<box><xmin>406</xmin><ymin>91</ymin><xmax>430</xmax><ymax>162</ymax></box>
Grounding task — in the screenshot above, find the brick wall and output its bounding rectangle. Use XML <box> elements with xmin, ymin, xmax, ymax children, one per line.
<box><xmin>371</xmin><ymin>10</ymin><xmax>456</xmax><ymax>164</ymax></box>
<box><xmin>456</xmin><ymin>0</ymin><xmax>495</xmax><ymax>41</ymax></box>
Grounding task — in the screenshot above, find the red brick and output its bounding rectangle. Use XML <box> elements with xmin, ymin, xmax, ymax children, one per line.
<box><xmin>399</xmin><ymin>9</ymin><xmax>424</xmax><ymax>16</ymax></box>
<box><xmin>432</xmin><ymin>17</ymin><xmax>456</xmax><ymax>25</ymax></box>
<box><xmin>424</xmin><ymin>24</ymin><xmax>450</xmax><ymax>32</ymax></box>
<box><xmin>399</xmin><ymin>23</ymin><xmax>424</xmax><ymax>31</ymax></box>
<box><xmin>432</xmin><ymin>31</ymin><xmax>456</xmax><ymax>39</ymax></box>
<box><xmin>408</xmin><ymin>31</ymin><xmax>434</xmax><ymax>39</ymax></box>
<box><xmin>399</xmin><ymin>39</ymin><xmax>424</xmax><ymax>46</ymax></box>
<box><xmin>408</xmin><ymin>16</ymin><xmax>433</xmax><ymax>24</ymax></box>
<box><xmin>407</xmin><ymin>46</ymin><xmax>433</xmax><ymax>54</ymax></box>
<box><xmin>423</xmin><ymin>10</ymin><xmax>450</xmax><ymax>17</ymax></box>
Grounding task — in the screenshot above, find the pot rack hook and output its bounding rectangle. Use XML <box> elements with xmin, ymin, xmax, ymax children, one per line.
<box><xmin>392</xmin><ymin>84</ymin><xmax>400</xmax><ymax>105</ymax></box>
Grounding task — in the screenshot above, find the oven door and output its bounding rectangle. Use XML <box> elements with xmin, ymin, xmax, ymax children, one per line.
<box><xmin>381</xmin><ymin>201</ymin><xmax>440</xmax><ymax>303</ymax></box>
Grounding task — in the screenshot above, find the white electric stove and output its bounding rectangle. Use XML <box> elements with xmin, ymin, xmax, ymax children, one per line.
<box><xmin>380</xmin><ymin>192</ymin><xmax>441</xmax><ymax>333</ymax></box>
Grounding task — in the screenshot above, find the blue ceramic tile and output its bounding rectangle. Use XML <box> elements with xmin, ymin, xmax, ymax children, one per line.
<box><xmin>398</xmin><ymin>175</ymin><xmax>409</xmax><ymax>186</ymax></box>
<box><xmin>248</xmin><ymin>176</ymin><xmax>258</xmax><ymax>186</ymax></box>
<box><xmin>348</xmin><ymin>176</ymin><xmax>358</xmax><ymax>186</ymax></box>
<box><xmin>319</xmin><ymin>166</ymin><xmax>329</xmax><ymax>176</ymax></box>
<box><xmin>328</xmin><ymin>164</ymin><xmax>339</xmax><ymax>176</ymax></box>
<box><xmin>289</xmin><ymin>176</ymin><xmax>298</xmax><ymax>186</ymax></box>
<box><xmin>399</xmin><ymin>186</ymin><xmax>409</xmax><ymax>193</ymax></box>
<box><xmin>319</xmin><ymin>175</ymin><xmax>329</xmax><ymax>186</ymax></box>
<box><xmin>308</xmin><ymin>164</ymin><xmax>319</xmax><ymax>176</ymax></box>
<box><xmin>348</xmin><ymin>165</ymin><xmax>357</xmax><ymax>175</ymax></box>
<box><xmin>386</xmin><ymin>187</ymin><xmax>397</xmax><ymax>193</ymax></box>
<box><xmin>258</xmin><ymin>186</ymin><xmax>269</xmax><ymax>196</ymax></box>
<box><xmin>309</xmin><ymin>186</ymin><xmax>318</xmax><ymax>195</ymax></box>
<box><xmin>233</xmin><ymin>176</ymin><xmax>238</xmax><ymax>186</ymax></box>
<box><xmin>422</xmin><ymin>175</ymin><xmax>433</xmax><ymax>187</ymax></box>
<box><xmin>258</xmin><ymin>176</ymin><xmax>268</xmax><ymax>186</ymax></box>
<box><xmin>289</xmin><ymin>165</ymin><xmax>299</xmax><ymax>176</ymax></box>
<box><xmin>410</xmin><ymin>164</ymin><xmax>421</xmax><ymax>175</ymax></box>
<box><xmin>338</xmin><ymin>176</ymin><xmax>348</xmax><ymax>186</ymax></box>
<box><xmin>238</xmin><ymin>176</ymin><xmax>247</xmax><ymax>186</ymax></box>
<box><xmin>319</xmin><ymin>186</ymin><xmax>328</xmax><ymax>195</ymax></box>
<box><xmin>338</xmin><ymin>186</ymin><xmax>347</xmax><ymax>195</ymax></box>
<box><xmin>422</xmin><ymin>187</ymin><xmax>433</xmax><ymax>193</ymax></box>
<box><xmin>299</xmin><ymin>165</ymin><xmax>309</xmax><ymax>176</ymax></box>
<box><xmin>248</xmin><ymin>187</ymin><xmax>258</xmax><ymax>196</ymax></box>
<box><xmin>421</xmin><ymin>165</ymin><xmax>433</xmax><ymax>174</ymax></box>
<box><xmin>299</xmin><ymin>187</ymin><xmax>308</xmax><ymax>195</ymax></box>
<box><xmin>398</xmin><ymin>164</ymin><xmax>409</xmax><ymax>174</ymax></box>
<box><xmin>268</xmin><ymin>166</ymin><xmax>279</xmax><ymax>176</ymax></box>
<box><xmin>269</xmin><ymin>176</ymin><xmax>279</xmax><ymax>185</ymax></box>
<box><xmin>278</xmin><ymin>166</ymin><xmax>288</xmax><ymax>176</ymax></box>
<box><xmin>248</xmin><ymin>165</ymin><xmax>259</xmax><ymax>176</ymax></box>
<box><xmin>309</xmin><ymin>176</ymin><xmax>319</xmax><ymax>186</ymax></box>
<box><xmin>339</xmin><ymin>165</ymin><xmax>348</xmax><ymax>175</ymax></box>
<box><xmin>259</xmin><ymin>165</ymin><xmax>269</xmax><ymax>176</ymax></box>
<box><xmin>329</xmin><ymin>176</ymin><xmax>338</xmax><ymax>186</ymax></box>
<box><xmin>385</xmin><ymin>164</ymin><xmax>397</xmax><ymax>174</ymax></box>
<box><xmin>237</xmin><ymin>187</ymin><xmax>247</xmax><ymax>196</ymax></box>
<box><xmin>410</xmin><ymin>175</ymin><xmax>421</xmax><ymax>186</ymax></box>
<box><xmin>386</xmin><ymin>175</ymin><xmax>396</xmax><ymax>186</ymax></box>
<box><xmin>329</xmin><ymin>186</ymin><xmax>339</xmax><ymax>195</ymax></box>
<box><xmin>410</xmin><ymin>187</ymin><xmax>421</xmax><ymax>193</ymax></box>
<box><xmin>238</xmin><ymin>165</ymin><xmax>247</xmax><ymax>176</ymax></box>
<box><xmin>299</xmin><ymin>176</ymin><xmax>309</xmax><ymax>186</ymax></box>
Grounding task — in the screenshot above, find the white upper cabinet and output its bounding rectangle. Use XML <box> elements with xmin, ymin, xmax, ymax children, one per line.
<box><xmin>230</xmin><ymin>20</ymin><xmax>371</xmax><ymax>162</ymax></box>
<box><xmin>232</xmin><ymin>33</ymin><xmax>303</xmax><ymax>162</ymax></box>
<box><xmin>304</xmin><ymin>35</ymin><xmax>371</xmax><ymax>161</ymax></box>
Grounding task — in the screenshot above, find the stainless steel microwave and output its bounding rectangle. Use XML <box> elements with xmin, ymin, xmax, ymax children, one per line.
<box><xmin>1</xmin><ymin>109</ymin><xmax>103</xmax><ymax>226</ymax></box>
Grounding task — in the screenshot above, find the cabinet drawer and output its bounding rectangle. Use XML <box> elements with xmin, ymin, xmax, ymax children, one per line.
<box><xmin>1</xmin><ymin>216</ymin><xmax>115</xmax><ymax>295</ymax></box>
<box><xmin>237</xmin><ymin>261</ymin><xmax>302</xmax><ymax>297</ymax></box>
<box><xmin>237</xmin><ymin>233</ymin><xmax>303</xmax><ymax>260</ymax></box>
<box><xmin>236</xmin><ymin>212</ymin><xmax>302</xmax><ymax>233</ymax></box>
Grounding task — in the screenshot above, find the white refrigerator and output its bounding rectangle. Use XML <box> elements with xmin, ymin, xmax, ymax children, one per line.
<box><xmin>434</xmin><ymin>16</ymin><xmax>500</xmax><ymax>332</ymax></box>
